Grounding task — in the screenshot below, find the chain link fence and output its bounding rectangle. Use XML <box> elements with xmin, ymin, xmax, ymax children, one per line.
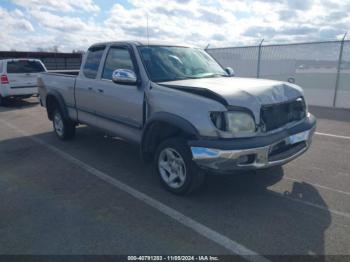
<box><xmin>207</xmin><ymin>39</ymin><xmax>350</xmax><ymax>109</ymax></box>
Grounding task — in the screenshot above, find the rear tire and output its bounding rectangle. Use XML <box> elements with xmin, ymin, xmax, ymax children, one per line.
<box><xmin>155</xmin><ymin>138</ymin><xmax>205</xmax><ymax>195</ymax></box>
<box><xmin>52</xmin><ymin>109</ymin><xmax>76</xmax><ymax>140</ymax></box>
<box><xmin>0</xmin><ymin>95</ymin><xmax>7</xmax><ymax>106</ymax></box>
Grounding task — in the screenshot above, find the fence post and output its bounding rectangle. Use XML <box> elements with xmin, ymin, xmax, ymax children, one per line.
<box><xmin>333</xmin><ymin>33</ymin><xmax>347</xmax><ymax>107</ymax></box>
<box><xmin>257</xmin><ymin>39</ymin><xmax>264</xmax><ymax>78</ymax></box>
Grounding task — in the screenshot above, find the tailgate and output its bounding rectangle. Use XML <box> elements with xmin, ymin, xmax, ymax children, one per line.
<box><xmin>6</xmin><ymin>60</ymin><xmax>45</xmax><ymax>89</ymax></box>
<box><xmin>7</xmin><ymin>73</ymin><xmax>39</xmax><ymax>89</ymax></box>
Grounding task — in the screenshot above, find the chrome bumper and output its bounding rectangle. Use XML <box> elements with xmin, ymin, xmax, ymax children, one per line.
<box><xmin>191</xmin><ymin>128</ymin><xmax>315</xmax><ymax>172</ymax></box>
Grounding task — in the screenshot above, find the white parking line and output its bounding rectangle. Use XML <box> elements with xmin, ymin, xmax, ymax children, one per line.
<box><xmin>0</xmin><ymin>120</ymin><xmax>268</xmax><ymax>262</ymax></box>
<box><xmin>267</xmin><ymin>191</ymin><xmax>350</xmax><ymax>219</ymax></box>
<box><xmin>315</xmin><ymin>132</ymin><xmax>350</xmax><ymax>140</ymax></box>
<box><xmin>288</xmin><ymin>162</ymin><xmax>350</xmax><ymax>179</ymax></box>
<box><xmin>284</xmin><ymin>176</ymin><xmax>350</xmax><ymax>197</ymax></box>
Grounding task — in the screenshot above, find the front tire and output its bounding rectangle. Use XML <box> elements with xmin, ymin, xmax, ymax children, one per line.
<box><xmin>155</xmin><ymin>138</ymin><xmax>205</xmax><ymax>195</ymax></box>
<box><xmin>52</xmin><ymin>109</ymin><xmax>76</xmax><ymax>140</ymax></box>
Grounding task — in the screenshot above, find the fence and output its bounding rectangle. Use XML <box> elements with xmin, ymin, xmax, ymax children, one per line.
<box><xmin>0</xmin><ymin>51</ymin><xmax>82</xmax><ymax>70</ymax></box>
<box><xmin>207</xmin><ymin>38</ymin><xmax>350</xmax><ymax>109</ymax></box>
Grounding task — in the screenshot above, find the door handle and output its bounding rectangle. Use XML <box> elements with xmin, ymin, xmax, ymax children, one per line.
<box><xmin>88</xmin><ymin>87</ymin><xmax>93</xmax><ymax>91</ymax></box>
<box><xmin>97</xmin><ymin>89</ymin><xmax>104</xmax><ymax>93</ymax></box>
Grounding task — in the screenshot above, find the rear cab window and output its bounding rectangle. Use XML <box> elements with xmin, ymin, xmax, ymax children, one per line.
<box><xmin>83</xmin><ymin>45</ymin><xmax>105</xmax><ymax>79</ymax></box>
<box><xmin>0</xmin><ymin>61</ymin><xmax>3</xmax><ymax>73</ymax></box>
<box><xmin>7</xmin><ymin>60</ymin><xmax>45</xmax><ymax>74</ymax></box>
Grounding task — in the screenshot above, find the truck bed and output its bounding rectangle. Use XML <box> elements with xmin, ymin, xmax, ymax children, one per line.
<box><xmin>38</xmin><ymin>70</ymin><xmax>78</xmax><ymax>117</ymax></box>
<box><xmin>44</xmin><ymin>70</ymin><xmax>80</xmax><ymax>76</ymax></box>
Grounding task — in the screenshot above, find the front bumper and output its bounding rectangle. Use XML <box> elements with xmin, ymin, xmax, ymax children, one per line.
<box><xmin>189</xmin><ymin>114</ymin><xmax>316</xmax><ymax>172</ymax></box>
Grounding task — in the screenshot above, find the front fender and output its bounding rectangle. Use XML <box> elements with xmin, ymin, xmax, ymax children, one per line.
<box><xmin>140</xmin><ymin>112</ymin><xmax>200</xmax><ymax>161</ymax></box>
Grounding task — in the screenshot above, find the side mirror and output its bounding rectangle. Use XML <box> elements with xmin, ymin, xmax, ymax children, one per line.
<box><xmin>112</xmin><ymin>69</ymin><xmax>137</xmax><ymax>84</ymax></box>
<box><xmin>224</xmin><ymin>67</ymin><xmax>235</xmax><ymax>77</ymax></box>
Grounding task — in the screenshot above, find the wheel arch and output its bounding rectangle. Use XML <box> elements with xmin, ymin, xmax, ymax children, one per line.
<box><xmin>46</xmin><ymin>91</ymin><xmax>69</xmax><ymax>121</ymax></box>
<box><xmin>141</xmin><ymin>112</ymin><xmax>199</xmax><ymax>162</ymax></box>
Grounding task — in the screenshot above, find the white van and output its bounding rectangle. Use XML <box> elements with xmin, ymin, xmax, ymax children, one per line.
<box><xmin>0</xmin><ymin>59</ymin><xmax>46</xmax><ymax>105</ymax></box>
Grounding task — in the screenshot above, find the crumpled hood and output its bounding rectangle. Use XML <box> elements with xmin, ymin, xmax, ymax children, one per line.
<box><xmin>159</xmin><ymin>77</ymin><xmax>304</xmax><ymax>120</ymax></box>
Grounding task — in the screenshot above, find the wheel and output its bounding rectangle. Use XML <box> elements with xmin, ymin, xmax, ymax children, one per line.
<box><xmin>155</xmin><ymin>138</ymin><xmax>205</xmax><ymax>195</ymax></box>
<box><xmin>52</xmin><ymin>109</ymin><xmax>76</xmax><ymax>140</ymax></box>
<box><xmin>0</xmin><ymin>95</ymin><xmax>7</xmax><ymax>106</ymax></box>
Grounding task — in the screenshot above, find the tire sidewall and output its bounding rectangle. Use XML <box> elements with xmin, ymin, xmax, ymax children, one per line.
<box><xmin>155</xmin><ymin>138</ymin><xmax>199</xmax><ymax>195</ymax></box>
<box><xmin>53</xmin><ymin>109</ymin><xmax>65</xmax><ymax>139</ymax></box>
<box><xmin>0</xmin><ymin>95</ymin><xmax>5</xmax><ymax>106</ymax></box>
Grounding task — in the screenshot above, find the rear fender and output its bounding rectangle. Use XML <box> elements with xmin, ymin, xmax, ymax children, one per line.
<box><xmin>46</xmin><ymin>90</ymin><xmax>69</xmax><ymax>120</ymax></box>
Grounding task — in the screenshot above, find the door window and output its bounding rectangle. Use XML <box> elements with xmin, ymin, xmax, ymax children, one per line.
<box><xmin>83</xmin><ymin>46</ymin><xmax>105</xmax><ymax>79</ymax></box>
<box><xmin>102</xmin><ymin>47</ymin><xmax>134</xmax><ymax>80</ymax></box>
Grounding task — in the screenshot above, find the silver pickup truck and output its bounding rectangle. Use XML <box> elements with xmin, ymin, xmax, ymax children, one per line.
<box><xmin>38</xmin><ymin>41</ymin><xmax>316</xmax><ymax>195</ymax></box>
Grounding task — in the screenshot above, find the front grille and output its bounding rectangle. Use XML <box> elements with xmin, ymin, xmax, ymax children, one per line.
<box><xmin>261</xmin><ymin>98</ymin><xmax>306</xmax><ymax>132</ymax></box>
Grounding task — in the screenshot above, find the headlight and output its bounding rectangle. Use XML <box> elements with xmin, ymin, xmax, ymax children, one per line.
<box><xmin>210</xmin><ymin>111</ymin><xmax>256</xmax><ymax>135</ymax></box>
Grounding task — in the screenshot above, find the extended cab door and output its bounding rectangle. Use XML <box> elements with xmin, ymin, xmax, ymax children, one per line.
<box><xmin>93</xmin><ymin>45</ymin><xmax>144</xmax><ymax>143</ymax></box>
<box><xmin>75</xmin><ymin>45</ymin><xmax>106</xmax><ymax>126</ymax></box>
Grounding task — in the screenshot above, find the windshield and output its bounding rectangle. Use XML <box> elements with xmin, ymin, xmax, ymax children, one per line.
<box><xmin>138</xmin><ymin>46</ymin><xmax>227</xmax><ymax>82</ymax></box>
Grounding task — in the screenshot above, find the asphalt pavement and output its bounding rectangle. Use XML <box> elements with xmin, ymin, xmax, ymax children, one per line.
<box><xmin>0</xmin><ymin>98</ymin><xmax>350</xmax><ymax>259</ymax></box>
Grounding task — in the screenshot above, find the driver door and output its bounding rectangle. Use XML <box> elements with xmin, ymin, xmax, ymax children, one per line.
<box><xmin>93</xmin><ymin>45</ymin><xmax>144</xmax><ymax>143</ymax></box>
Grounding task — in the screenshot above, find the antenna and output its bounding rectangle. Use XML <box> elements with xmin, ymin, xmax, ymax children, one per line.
<box><xmin>146</xmin><ymin>13</ymin><xmax>150</xmax><ymax>46</ymax></box>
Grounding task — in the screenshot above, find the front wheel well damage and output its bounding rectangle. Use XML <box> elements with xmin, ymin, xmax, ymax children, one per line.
<box><xmin>141</xmin><ymin>121</ymin><xmax>196</xmax><ymax>162</ymax></box>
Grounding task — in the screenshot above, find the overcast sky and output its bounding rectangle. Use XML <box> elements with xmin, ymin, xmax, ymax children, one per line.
<box><xmin>0</xmin><ymin>0</ymin><xmax>348</xmax><ymax>52</ymax></box>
